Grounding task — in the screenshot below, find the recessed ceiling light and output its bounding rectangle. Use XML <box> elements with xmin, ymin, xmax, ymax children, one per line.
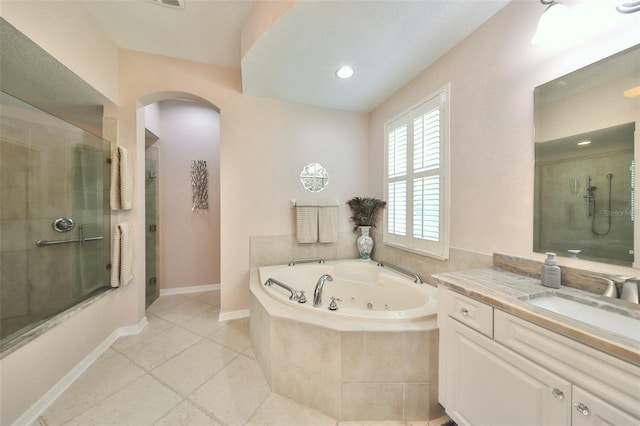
<box><xmin>336</xmin><ymin>66</ymin><xmax>354</xmax><ymax>79</ymax></box>
<box><xmin>624</xmin><ymin>85</ymin><xmax>640</xmax><ymax>98</ymax></box>
<box><xmin>577</xmin><ymin>140</ymin><xmax>591</xmax><ymax>146</ymax></box>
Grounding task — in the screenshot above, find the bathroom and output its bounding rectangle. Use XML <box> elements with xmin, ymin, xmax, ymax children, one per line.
<box><xmin>1</xmin><ymin>0</ymin><xmax>639</xmax><ymax>424</ymax></box>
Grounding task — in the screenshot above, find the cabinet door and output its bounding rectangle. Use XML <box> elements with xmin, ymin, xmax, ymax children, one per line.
<box><xmin>446</xmin><ymin>317</ymin><xmax>571</xmax><ymax>426</ymax></box>
<box><xmin>572</xmin><ymin>386</ymin><xmax>639</xmax><ymax>426</ymax></box>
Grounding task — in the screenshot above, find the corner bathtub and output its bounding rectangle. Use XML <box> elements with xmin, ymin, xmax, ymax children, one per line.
<box><xmin>249</xmin><ymin>259</ymin><xmax>443</xmax><ymax>422</ymax></box>
<box><xmin>258</xmin><ymin>260</ymin><xmax>437</xmax><ymax>320</ymax></box>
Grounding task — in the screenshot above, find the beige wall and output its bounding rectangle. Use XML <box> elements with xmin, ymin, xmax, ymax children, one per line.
<box><xmin>155</xmin><ymin>99</ymin><xmax>221</xmax><ymax>289</ymax></box>
<box><xmin>369</xmin><ymin>0</ymin><xmax>640</xmax><ymax>277</ymax></box>
<box><xmin>0</xmin><ymin>1</ymin><xmax>118</xmax><ymax>104</ymax></box>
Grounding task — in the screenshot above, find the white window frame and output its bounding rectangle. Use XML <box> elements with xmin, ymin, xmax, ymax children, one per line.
<box><xmin>383</xmin><ymin>84</ymin><xmax>450</xmax><ymax>260</ymax></box>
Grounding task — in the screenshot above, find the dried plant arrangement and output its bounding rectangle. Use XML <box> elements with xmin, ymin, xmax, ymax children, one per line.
<box><xmin>346</xmin><ymin>196</ymin><xmax>386</xmax><ymax>231</ymax></box>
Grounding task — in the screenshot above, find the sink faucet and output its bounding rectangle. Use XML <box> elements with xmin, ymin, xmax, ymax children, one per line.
<box><xmin>616</xmin><ymin>276</ymin><xmax>639</xmax><ymax>304</ymax></box>
<box><xmin>313</xmin><ymin>274</ymin><xmax>333</xmax><ymax>307</ymax></box>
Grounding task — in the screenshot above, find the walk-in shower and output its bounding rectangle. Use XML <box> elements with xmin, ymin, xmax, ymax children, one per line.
<box><xmin>534</xmin><ymin>122</ymin><xmax>634</xmax><ymax>266</ymax></box>
<box><xmin>0</xmin><ymin>91</ymin><xmax>111</xmax><ymax>353</ymax></box>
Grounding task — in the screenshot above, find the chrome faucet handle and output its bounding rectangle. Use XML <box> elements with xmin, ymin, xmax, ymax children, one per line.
<box><xmin>297</xmin><ymin>291</ymin><xmax>307</xmax><ymax>304</ymax></box>
<box><xmin>328</xmin><ymin>297</ymin><xmax>341</xmax><ymax>311</ymax></box>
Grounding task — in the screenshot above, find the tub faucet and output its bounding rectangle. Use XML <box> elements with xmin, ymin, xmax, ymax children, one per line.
<box><xmin>313</xmin><ymin>274</ymin><xmax>333</xmax><ymax>307</ymax></box>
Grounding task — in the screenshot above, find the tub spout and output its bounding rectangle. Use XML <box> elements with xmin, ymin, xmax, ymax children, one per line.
<box><xmin>313</xmin><ymin>274</ymin><xmax>333</xmax><ymax>307</ymax></box>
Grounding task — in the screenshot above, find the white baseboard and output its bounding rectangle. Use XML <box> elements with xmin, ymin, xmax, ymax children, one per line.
<box><xmin>160</xmin><ymin>283</ymin><xmax>220</xmax><ymax>296</ymax></box>
<box><xmin>119</xmin><ymin>316</ymin><xmax>148</xmax><ymax>336</ymax></box>
<box><xmin>15</xmin><ymin>317</ymin><xmax>148</xmax><ymax>426</ymax></box>
<box><xmin>218</xmin><ymin>308</ymin><xmax>250</xmax><ymax>322</ymax></box>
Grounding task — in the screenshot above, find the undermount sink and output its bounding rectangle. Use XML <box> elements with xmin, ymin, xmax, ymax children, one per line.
<box><xmin>522</xmin><ymin>294</ymin><xmax>640</xmax><ymax>342</ymax></box>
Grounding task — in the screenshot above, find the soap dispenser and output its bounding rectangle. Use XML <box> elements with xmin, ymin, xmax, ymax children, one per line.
<box><xmin>541</xmin><ymin>252</ymin><xmax>561</xmax><ymax>289</ymax></box>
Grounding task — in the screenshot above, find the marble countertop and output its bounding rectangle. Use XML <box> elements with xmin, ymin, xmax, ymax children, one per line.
<box><xmin>433</xmin><ymin>267</ymin><xmax>640</xmax><ymax>366</ymax></box>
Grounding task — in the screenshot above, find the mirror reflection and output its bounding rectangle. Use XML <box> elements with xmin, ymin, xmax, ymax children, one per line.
<box><xmin>300</xmin><ymin>162</ymin><xmax>329</xmax><ymax>192</ymax></box>
<box><xmin>534</xmin><ymin>45</ymin><xmax>639</xmax><ymax>267</ymax></box>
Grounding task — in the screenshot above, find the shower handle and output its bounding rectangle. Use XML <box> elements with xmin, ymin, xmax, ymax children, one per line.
<box><xmin>52</xmin><ymin>217</ymin><xmax>76</xmax><ymax>233</ymax></box>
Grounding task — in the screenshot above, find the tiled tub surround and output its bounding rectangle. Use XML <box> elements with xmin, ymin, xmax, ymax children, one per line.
<box><xmin>249</xmin><ymin>268</ymin><xmax>443</xmax><ymax>421</ymax></box>
<box><xmin>433</xmin><ymin>267</ymin><xmax>640</xmax><ymax>366</ymax></box>
<box><xmin>249</xmin><ymin>233</ymin><xmax>494</xmax><ymax>285</ymax></box>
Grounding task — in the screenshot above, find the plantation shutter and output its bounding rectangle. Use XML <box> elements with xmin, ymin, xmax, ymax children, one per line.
<box><xmin>413</xmin><ymin>104</ymin><xmax>441</xmax><ymax>242</ymax></box>
<box><xmin>383</xmin><ymin>85</ymin><xmax>449</xmax><ymax>260</ymax></box>
<box><xmin>387</xmin><ymin>116</ymin><xmax>408</xmax><ymax>236</ymax></box>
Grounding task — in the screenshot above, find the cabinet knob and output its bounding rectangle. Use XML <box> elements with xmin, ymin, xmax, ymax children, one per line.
<box><xmin>574</xmin><ymin>402</ymin><xmax>589</xmax><ymax>416</ymax></box>
<box><xmin>550</xmin><ymin>388</ymin><xmax>564</xmax><ymax>400</ymax></box>
<box><xmin>460</xmin><ymin>308</ymin><xmax>469</xmax><ymax>316</ymax></box>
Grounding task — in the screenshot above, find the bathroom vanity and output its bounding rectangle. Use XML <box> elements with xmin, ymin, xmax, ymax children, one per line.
<box><xmin>435</xmin><ymin>268</ymin><xmax>640</xmax><ymax>426</ymax></box>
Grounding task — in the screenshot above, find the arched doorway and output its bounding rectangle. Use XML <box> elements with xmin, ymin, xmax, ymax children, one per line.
<box><xmin>138</xmin><ymin>92</ymin><xmax>220</xmax><ymax>306</ymax></box>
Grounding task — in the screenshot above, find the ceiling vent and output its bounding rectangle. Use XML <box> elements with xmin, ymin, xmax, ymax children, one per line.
<box><xmin>148</xmin><ymin>0</ymin><xmax>185</xmax><ymax>9</ymax></box>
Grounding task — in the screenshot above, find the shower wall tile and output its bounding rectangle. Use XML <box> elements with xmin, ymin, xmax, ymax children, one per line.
<box><xmin>73</xmin><ymin>242</ymin><xmax>105</xmax><ymax>295</ymax></box>
<box><xmin>0</xmin><ymin>251</ymin><xmax>29</xmax><ymax>320</ymax></box>
<box><xmin>0</xmin><ymin>220</ymin><xmax>28</xmax><ymax>252</ymax></box>
<box><xmin>249</xmin><ymin>233</ymin><xmax>359</xmax><ymax>268</ymax></box>
<box><xmin>28</xmin><ymin>245</ymin><xmax>73</xmax><ymax>317</ymax></box>
<box><xmin>0</xmin><ymin>141</ymin><xmax>28</xmax><ymax>221</ymax></box>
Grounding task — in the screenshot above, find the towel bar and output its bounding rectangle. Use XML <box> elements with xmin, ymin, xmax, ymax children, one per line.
<box><xmin>36</xmin><ymin>236</ymin><xmax>103</xmax><ymax>247</ymax></box>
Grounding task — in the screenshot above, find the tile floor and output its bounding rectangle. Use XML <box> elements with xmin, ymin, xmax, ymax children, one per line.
<box><xmin>38</xmin><ymin>290</ymin><xmax>450</xmax><ymax>426</ymax></box>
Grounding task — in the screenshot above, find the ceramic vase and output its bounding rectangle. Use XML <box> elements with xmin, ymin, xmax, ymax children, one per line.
<box><xmin>357</xmin><ymin>226</ymin><xmax>374</xmax><ymax>260</ymax></box>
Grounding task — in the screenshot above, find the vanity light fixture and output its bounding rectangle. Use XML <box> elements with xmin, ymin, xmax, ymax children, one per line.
<box><xmin>532</xmin><ymin>0</ymin><xmax>569</xmax><ymax>46</ymax></box>
<box><xmin>577</xmin><ymin>140</ymin><xmax>592</xmax><ymax>146</ymax></box>
<box><xmin>616</xmin><ymin>0</ymin><xmax>640</xmax><ymax>13</ymax></box>
<box><xmin>336</xmin><ymin>65</ymin><xmax>354</xmax><ymax>79</ymax></box>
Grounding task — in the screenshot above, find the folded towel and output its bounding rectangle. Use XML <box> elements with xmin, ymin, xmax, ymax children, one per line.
<box><xmin>296</xmin><ymin>206</ymin><xmax>318</xmax><ymax>243</ymax></box>
<box><xmin>295</xmin><ymin>199</ymin><xmax>339</xmax><ymax>207</ymax></box>
<box><xmin>318</xmin><ymin>205</ymin><xmax>338</xmax><ymax>243</ymax></box>
<box><xmin>110</xmin><ymin>146</ymin><xmax>133</xmax><ymax>210</ymax></box>
<box><xmin>111</xmin><ymin>223</ymin><xmax>133</xmax><ymax>287</ymax></box>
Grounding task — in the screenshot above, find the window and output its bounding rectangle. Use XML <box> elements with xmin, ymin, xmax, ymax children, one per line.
<box><xmin>384</xmin><ymin>84</ymin><xmax>450</xmax><ymax>260</ymax></box>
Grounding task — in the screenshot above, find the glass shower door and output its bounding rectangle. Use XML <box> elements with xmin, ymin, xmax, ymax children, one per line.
<box><xmin>0</xmin><ymin>91</ymin><xmax>110</xmax><ymax>350</ymax></box>
<box><xmin>145</xmin><ymin>146</ymin><xmax>160</xmax><ymax>308</ymax></box>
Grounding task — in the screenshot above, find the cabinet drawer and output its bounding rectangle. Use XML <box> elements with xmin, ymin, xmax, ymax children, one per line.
<box><xmin>441</xmin><ymin>288</ymin><xmax>493</xmax><ymax>337</ymax></box>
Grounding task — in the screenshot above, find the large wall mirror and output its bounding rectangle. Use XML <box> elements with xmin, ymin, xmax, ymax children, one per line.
<box><xmin>534</xmin><ymin>45</ymin><xmax>639</xmax><ymax>267</ymax></box>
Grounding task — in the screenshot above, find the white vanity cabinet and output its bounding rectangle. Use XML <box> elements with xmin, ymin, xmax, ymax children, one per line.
<box><xmin>571</xmin><ymin>387</ymin><xmax>639</xmax><ymax>426</ymax></box>
<box><xmin>438</xmin><ymin>286</ymin><xmax>640</xmax><ymax>426</ymax></box>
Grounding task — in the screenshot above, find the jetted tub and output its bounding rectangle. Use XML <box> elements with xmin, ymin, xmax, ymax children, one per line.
<box><xmin>250</xmin><ymin>259</ymin><xmax>442</xmax><ymax>421</ymax></box>
<box><xmin>258</xmin><ymin>259</ymin><xmax>437</xmax><ymax>320</ymax></box>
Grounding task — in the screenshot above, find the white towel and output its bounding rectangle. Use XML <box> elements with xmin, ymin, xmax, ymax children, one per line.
<box><xmin>111</xmin><ymin>223</ymin><xmax>133</xmax><ymax>287</ymax></box>
<box><xmin>318</xmin><ymin>205</ymin><xmax>338</xmax><ymax>243</ymax></box>
<box><xmin>296</xmin><ymin>206</ymin><xmax>318</xmax><ymax>243</ymax></box>
<box><xmin>110</xmin><ymin>146</ymin><xmax>133</xmax><ymax>210</ymax></box>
